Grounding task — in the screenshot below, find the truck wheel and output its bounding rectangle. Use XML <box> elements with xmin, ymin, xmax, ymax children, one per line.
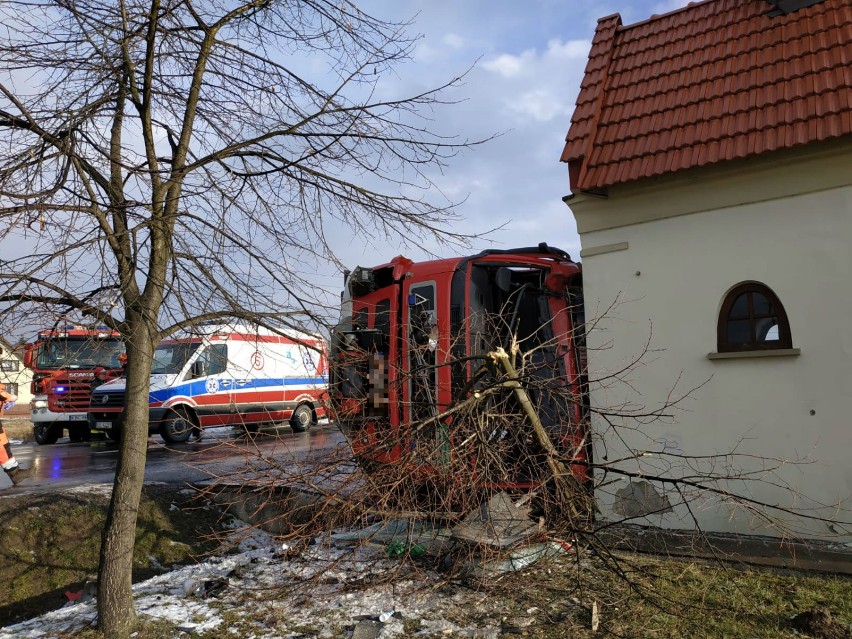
<box><xmin>33</xmin><ymin>424</ymin><xmax>61</xmax><ymax>445</ymax></box>
<box><xmin>160</xmin><ymin>409</ymin><xmax>194</xmax><ymax>443</ymax></box>
<box><xmin>289</xmin><ymin>404</ymin><xmax>313</xmax><ymax>433</ymax></box>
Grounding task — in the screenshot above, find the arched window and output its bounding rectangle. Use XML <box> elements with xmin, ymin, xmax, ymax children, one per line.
<box><xmin>717</xmin><ymin>282</ymin><xmax>792</xmax><ymax>352</ymax></box>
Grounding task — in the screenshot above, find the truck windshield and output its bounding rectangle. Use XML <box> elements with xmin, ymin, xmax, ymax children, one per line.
<box><xmin>35</xmin><ymin>338</ymin><xmax>124</xmax><ymax>370</ymax></box>
<box><xmin>152</xmin><ymin>342</ymin><xmax>201</xmax><ymax>375</ymax></box>
<box><xmin>468</xmin><ymin>263</ymin><xmax>570</xmax><ymax>432</ymax></box>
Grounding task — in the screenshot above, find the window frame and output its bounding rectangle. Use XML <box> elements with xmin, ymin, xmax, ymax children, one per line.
<box><xmin>717</xmin><ymin>281</ymin><xmax>792</xmax><ymax>353</ymax></box>
<box><xmin>0</xmin><ymin>359</ymin><xmax>19</xmax><ymax>372</ymax></box>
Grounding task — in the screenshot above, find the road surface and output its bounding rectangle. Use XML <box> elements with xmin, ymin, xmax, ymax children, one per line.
<box><xmin>3</xmin><ymin>423</ymin><xmax>350</xmax><ymax>494</ymax></box>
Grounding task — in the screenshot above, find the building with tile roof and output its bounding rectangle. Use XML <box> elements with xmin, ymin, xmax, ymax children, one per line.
<box><xmin>562</xmin><ymin>0</ymin><xmax>852</xmax><ymax>543</ymax></box>
<box><xmin>562</xmin><ymin>0</ymin><xmax>851</xmax><ymax>192</ymax></box>
<box><xmin>0</xmin><ymin>336</ymin><xmax>33</xmax><ymax>417</ymax></box>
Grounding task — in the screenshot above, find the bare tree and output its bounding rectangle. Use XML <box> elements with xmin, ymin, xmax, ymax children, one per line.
<box><xmin>0</xmin><ymin>1</ymin><xmax>487</xmax><ymax>635</ymax></box>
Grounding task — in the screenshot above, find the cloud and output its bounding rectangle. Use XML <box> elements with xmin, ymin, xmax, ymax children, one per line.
<box><xmin>651</xmin><ymin>0</ymin><xmax>693</xmax><ymax>14</ymax></box>
<box><xmin>482</xmin><ymin>52</ymin><xmax>530</xmax><ymax>78</ymax></box>
<box><xmin>483</xmin><ymin>37</ymin><xmax>590</xmax><ymax>80</ymax></box>
<box><xmin>477</xmin><ymin>36</ymin><xmax>590</xmax><ymax>124</ymax></box>
<box><xmin>546</xmin><ymin>38</ymin><xmax>592</xmax><ymax>60</ymax></box>
<box><xmin>443</xmin><ymin>33</ymin><xmax>465</xmax><ymax>49</ymax></box>
<box><xmin>294</xmin><ymin>1</ymin><xmax>674</xmax><ymax>269</ymax></box>
<box><xmin>508</xmin><ymin>89</ymin><xmax>569</xmax><ymax>122</ymax></box>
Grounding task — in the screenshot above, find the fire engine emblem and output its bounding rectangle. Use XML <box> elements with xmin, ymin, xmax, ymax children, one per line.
<box><xmin>205</xmin><ymin>378</ymin><xmax>219</xmax><ymax>395</ymax></box>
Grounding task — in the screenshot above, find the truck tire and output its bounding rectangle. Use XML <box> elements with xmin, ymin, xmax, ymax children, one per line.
<box><xmin>289</xmin><ymin>404</ymin><xmax>313</xmax><ymax>433</ymax></box>
<box><xmin>160</xmin><ymin>409</ymin><xmax>194</xmax><ymax>443</ymax></box>
<box><xmin>33</xmin><ymin>424</ymin><xmax>61</xmax><ymax>445</ymax></box>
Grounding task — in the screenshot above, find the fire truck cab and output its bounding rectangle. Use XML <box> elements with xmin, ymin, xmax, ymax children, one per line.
<box><xmin>330</xmin><ymin>244</ymin><xmax>588</xmax><ymax>485</ymax></box>
<box><xmin>23</xmin><ymin>326</ymin><xmax>124</xmax><ymax>444</ymax></box>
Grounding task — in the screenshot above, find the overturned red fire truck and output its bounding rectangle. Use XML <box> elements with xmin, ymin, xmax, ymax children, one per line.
<box><xmin>329</xmin><ymin>244</ymin><xmax>589</xmax><ymax>489</ymax></box>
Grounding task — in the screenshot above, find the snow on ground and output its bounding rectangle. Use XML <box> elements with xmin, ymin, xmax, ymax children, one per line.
<box><xmin>0</xmin><ymin>518</ymin><xmax>505</xmax><ymax>639</ymax></box>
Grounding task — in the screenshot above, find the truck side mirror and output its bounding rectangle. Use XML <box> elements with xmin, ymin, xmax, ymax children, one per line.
<box><xmin>410</xmin><ymin>309</ymin><xmax>435</xmax><ymax>347</ymax></box>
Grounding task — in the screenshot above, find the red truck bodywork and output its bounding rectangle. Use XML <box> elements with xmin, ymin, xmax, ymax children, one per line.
<box><xmin>330</xmin><ymin>244</ymin><xmax>589</xmax><ymax>487</ymax></box>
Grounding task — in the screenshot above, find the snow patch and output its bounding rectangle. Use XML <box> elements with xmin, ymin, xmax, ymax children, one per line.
<box><xmin>0</xmin><ymin>535</ymin><xmax>507</xmax><ymax>639</ymax></box>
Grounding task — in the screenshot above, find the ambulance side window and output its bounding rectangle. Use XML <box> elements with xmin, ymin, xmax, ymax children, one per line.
<box><xmin>207</xmin><ymin>345</ymin><xmax>228</xmax><ymax>374</ymax></box>
<box><xmin>193</xmin><ymin>344</ymin><xmax>228</xmax><ymax>377</ymax></box>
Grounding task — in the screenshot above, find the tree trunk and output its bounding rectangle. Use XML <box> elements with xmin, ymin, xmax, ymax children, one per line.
<box><xmin>97</xmin><ymin>319</ymin><xmax>157</xmax><ymax>638</ymax></box>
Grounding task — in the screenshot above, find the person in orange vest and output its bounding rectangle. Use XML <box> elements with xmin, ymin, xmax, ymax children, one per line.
<box><xmin>1</xmin><ymin>380</ymin><xmax>32</xmax><ymax>485</ymax></box>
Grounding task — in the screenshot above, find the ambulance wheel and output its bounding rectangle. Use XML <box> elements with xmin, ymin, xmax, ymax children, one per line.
<box><xmin>160</xmin><ymin>409</ymin><xmax>194</xmax><ymax>443</ymax></box>
<box><xmin>33</xmin><ymin>424</ymin><xmax>61</xmax><ymax>445</ymax></box>
<box><xmin>289</xmin><ymin>405</ymin><xmax>313</xmax><ymax>433</ymax></box>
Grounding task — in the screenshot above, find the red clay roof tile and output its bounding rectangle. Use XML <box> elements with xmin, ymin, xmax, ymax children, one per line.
<box><xmin>562</xmin><ymin>0</ymin><xmax>852</xmax><ymax>191</ymax></box>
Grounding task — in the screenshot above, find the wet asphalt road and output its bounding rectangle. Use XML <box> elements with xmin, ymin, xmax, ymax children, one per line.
<box><xmin>7</xmin><ymin>422</ymin><xmax>349</xmax><ymax>494</ymax></box>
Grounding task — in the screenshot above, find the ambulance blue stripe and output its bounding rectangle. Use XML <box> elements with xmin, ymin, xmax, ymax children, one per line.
<box><xmin>149</xmin><ymin>376</ymin><xmax>327</xmax><ymax>403</ymax></box>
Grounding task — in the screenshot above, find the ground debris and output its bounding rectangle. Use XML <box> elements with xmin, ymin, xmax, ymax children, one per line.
<box><xmin>349</xmin><ymin>619</ymin><xmax>382</xmax><ymax>639</ymax></box>
<box><xmin>791</xmin><ymin>608</ymin><xmax>851</xmax><ymax>639</ymax></box>
<box><xmin>64</xmin><ymin>579</ymin><xmax>97</xmax><ymax>605</ymax></box>
<box><xmin>328</xmin><ymin>493</ymin><xmax>569</xmax><ymax>582</ymax></box>
<box><xmin>449</xmin><ymin>492</ymin><xmax>537</xmax><ymax>548</ymax></box>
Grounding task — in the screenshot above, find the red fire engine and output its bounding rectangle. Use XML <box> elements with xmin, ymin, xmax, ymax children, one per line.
<box><xmin>23</xmin><ymin>326</ymin><xmax>124</xmax><ymax>444</ymax></box>
<box><xmin>329</xmin><ymin>244</ymin><xmax>589</xmax><ymax>488</ymax></box>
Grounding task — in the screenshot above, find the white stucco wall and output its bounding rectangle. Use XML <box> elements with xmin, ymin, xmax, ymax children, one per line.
<box><xmin>569</xmin><ymin>143</ymin><xmax>852</xmax><ymax>541</ymax></box>
<box><xmin>0</xmin><ymin>340</ymin><xmax>33</xmax><ymax>414</ymax></box>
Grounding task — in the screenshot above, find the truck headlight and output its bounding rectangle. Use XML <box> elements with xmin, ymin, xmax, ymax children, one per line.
<box><xmin>31</xmin><ymin>399</ymin><xmax>48</xmax><ymax>410</ymax></box>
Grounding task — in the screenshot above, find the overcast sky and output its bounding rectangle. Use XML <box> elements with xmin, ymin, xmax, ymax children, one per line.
<box><xmin>330</xmin><ymin>0</ymin><xmax>692</xmax><ymax>271</ymax></box>
<box><xmin>1</xmin><ymin>0</ymin><xmax>694</xmax><ymax>336</ymax></box>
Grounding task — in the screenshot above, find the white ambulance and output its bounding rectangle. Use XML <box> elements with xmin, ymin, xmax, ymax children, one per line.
<box><xmin>88</xmin><ymin>324</ymin><xmax>328</xmax><ymax>442</ymax></box>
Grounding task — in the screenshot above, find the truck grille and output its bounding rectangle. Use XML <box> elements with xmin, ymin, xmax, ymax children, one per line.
<box><xmin>48</xmin><ymin>376</ymin><xmax>96</xmax><ymax>412</ymax></box>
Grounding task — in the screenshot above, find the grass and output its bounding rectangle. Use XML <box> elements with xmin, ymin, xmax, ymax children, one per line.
<box><xmin>0</xmin><ymin>484</ymin><xmax>228</xmax><ymax>627</ymax></box>
<box><xmin>474</xmin><ymin>551</ymin><xmax>852</xmax><ymax>638</ymax></box>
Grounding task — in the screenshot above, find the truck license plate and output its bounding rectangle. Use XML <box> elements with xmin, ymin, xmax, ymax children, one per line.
<box><xmin>68</xmin><ymin>414</ymin><xmax>87</xmax><ymax>421</ymax></box>
<box><xmin>96</xmin><ymin>421</ymin><xmax>113</xmax><ymax>430</ymax></box>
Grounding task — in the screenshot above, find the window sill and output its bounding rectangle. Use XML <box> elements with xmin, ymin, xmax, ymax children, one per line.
<box><xmin>707</xmin><ymin>348</ymin><xmax>801</xmax><ymax>360</ymax></box>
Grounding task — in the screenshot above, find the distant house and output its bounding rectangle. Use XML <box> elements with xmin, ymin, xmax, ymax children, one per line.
<box><xmin>0</xmin><ymin>337</ymin><xmax>32</xmax><ymax>416</ymax></box>
<box><xmin>561</xmin><ymin>0</ymin><xmax>852</xmax><ymax>541</ymax></box>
